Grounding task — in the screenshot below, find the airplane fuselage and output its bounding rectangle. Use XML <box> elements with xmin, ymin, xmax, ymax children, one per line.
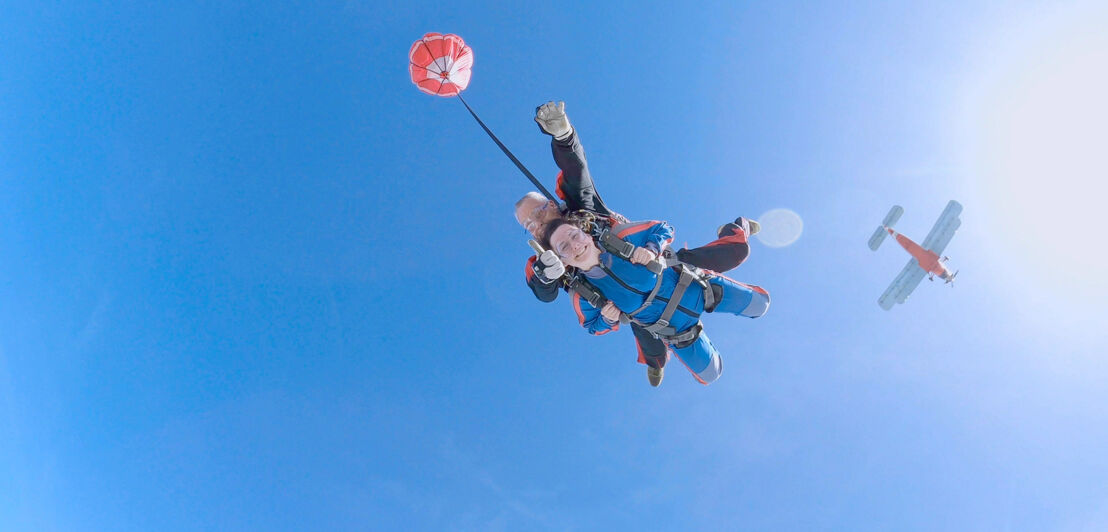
<box><xmin>887</xmin><ymin>227</ymin><xmax>953</xmax><ymax>280</ymax></box>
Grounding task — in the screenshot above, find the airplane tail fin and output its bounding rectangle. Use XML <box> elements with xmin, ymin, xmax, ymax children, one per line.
<box><xmin>867</xmin><ymin>225</ymin><xmax>887</xmax><ymax>251</ymax></box>
<box><xmin>868</xmin><ymin>205</ymin><xmax>904</xmax><ymax>251</ymax></box>
<box><xmin>945</xmin><ymin>270</ymin><xmax>959</xmax><ymax>285</ymax></box>
<box><xmin>883</xmin><ymin>205</ymin><xmax>904</xmax><ymax>227</ymax></box>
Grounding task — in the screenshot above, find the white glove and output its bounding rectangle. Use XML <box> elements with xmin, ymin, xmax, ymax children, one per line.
<box><xmin>534</xmin><ymin>101</ymin><xmax>573</xmax><ymax>140</ymax></box>
<box><xmin>538</xmin><ymin>249</ymin><xmax>565</xmax><ymax>279</ymax></box>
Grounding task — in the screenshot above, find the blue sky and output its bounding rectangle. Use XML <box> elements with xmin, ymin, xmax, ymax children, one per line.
<box><xmin>2</xmin><ymin>1</ymin><xmax>1106</xmax><ymax>530</ymax></box>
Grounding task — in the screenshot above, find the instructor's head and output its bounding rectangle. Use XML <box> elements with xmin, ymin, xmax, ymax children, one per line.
<box><xmin>514</xmin><ymin>192</ymin><xmax>559</xmax><ymax>238</ymax></box>
<box><xmin>542</xmin><ymin>218</ymin><xmax>601</xmax><ymax>270</ymax></box>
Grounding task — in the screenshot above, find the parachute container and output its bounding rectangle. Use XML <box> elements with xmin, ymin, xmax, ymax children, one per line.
<box><xmin>409</xmin><ymin>33</ymin><xmax>473</xmax><ymax>97</ymax></box>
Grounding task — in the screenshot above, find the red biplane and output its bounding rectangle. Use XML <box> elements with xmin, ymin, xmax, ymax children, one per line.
<box><xmin>869</xmin><ymin>200</ymin><xmax>962</xmax><ymax>310</ymax></box>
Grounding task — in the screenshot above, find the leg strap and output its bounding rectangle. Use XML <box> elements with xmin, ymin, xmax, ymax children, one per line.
<box><xmin>665</xmin><ymin>322</ymin><xmax>703</xmax><ymax>349</ymax></box>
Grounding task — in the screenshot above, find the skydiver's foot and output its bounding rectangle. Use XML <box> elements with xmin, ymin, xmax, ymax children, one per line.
<box><xmin>647</xmin><ymin>366</ymin><xmax>664</xmax><ymax>387</ymax></box>
<box><xmin>716</xmin><ymin>217</ymin><xmax>760</xmax><ymax>239</ymax></box>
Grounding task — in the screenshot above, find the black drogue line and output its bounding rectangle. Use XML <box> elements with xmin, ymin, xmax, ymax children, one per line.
<box><xmin>456</xmin><ymin>94</ymin><xmax>559</xmax><ymax>204</ymax></box>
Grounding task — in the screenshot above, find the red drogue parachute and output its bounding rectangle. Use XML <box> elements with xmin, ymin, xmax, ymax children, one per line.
<box><xmin>409</xmin><ymin>32</ymin><xmax>473</xmax><ymax>97</ymax></box>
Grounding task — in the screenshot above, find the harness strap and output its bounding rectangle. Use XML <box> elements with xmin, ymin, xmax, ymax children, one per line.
<box><xmin>598</xmin><ymin>227</ymin><xmax>634</xmax><ymax>259</ymax></box>
<box><xmin>660</xmin><ymin>248</ymin><xmax>681</xmax><ymax>268</ymax></box>
<box><xmin>598</xmin><ymin>227</ymin><xmax>663</xmax><ymax>274</ymax></box>
<box><xmin>635</xmin><ymin>319</ymin><xmax>703</xmax><ymax>348</ymax></box>
<box><xmin>693</xmin><ymin>274</ymin><xmax>715</xmax><ymax>313</ymax></box>
<box><xmin>659</xmin><ymin>249</ymin><xmax>719</xmax><ymax>311</ymax></box>
<box><xmin>566</xmin><ymin>272</ymin><xmax>607</xmax><ymax>309</ymax></box>
<box><xmin>665</xmin><ymin>322</ymin><xmax>703</xmax><ymax>349</ymax></box>
<box><xmin>626</xmin><ymin>269</ymin><xmax>664</xmax><ymax>318</ymax></box>
<box><xmin>642</xmin><ymin>268</ymin><xmax>697</xmax><ymax>336</ymax></box>
<box><xmin>704</xmin><ymin>283</ymin><xmax>721</xmax><ymax>313</ymax></box>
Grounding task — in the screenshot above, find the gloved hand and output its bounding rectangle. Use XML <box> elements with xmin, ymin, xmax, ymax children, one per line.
<box><xmin>534</xmin><ymin>101</ymin><xmax>573</xmax><ymax>140</ymax></box>
<box><xmin>538</xmin><ymin>249</ymin><xmax>565</xmax><ymax>280</ymax></box>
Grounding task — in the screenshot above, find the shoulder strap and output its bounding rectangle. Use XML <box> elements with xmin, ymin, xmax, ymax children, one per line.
<box><xmin>596</xmin><ymin>226</ymin><xmax>664</xmax><ymax>274</ymax></box>
<box><xmin>565</xmin><ymin>272</ymin><xmax>607</xmax><ymax>309</ymax></box>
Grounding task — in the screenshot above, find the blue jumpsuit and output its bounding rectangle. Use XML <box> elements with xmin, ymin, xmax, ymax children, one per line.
<box><xmin>570</xmin><ymin>220</ymin><xmax>770</xmax><ymax>385</ymax></box>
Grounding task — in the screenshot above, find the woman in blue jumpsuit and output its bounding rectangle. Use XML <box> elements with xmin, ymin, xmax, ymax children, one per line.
<box><xmin>542</xmin><ymin>217</ymin><xmax>770</xmax><ymax>385</ymax></box>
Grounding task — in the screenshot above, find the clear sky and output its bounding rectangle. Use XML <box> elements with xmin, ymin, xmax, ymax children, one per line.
<box><xmin>2</xmin><ymin>1</ymin><xmax>1107</xmax><ymax>530</ymax></box>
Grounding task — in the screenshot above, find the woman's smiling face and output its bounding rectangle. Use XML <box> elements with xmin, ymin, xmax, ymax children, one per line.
<box><xmin>549</xmin><ymin>224</ymin><xmax>600</xmax><ymax>269</ymax></box>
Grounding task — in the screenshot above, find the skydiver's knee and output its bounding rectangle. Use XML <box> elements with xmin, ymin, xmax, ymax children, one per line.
<box><xmin>741</xmin><ymin>290</ymin><xmax>770</xmax><ymax>318</ymax></box>
<box><xmin>681</xmin><ymin>335</ymin><xmax>723</xmax><ymax>385</ymax></box>
<box><xmin>735</xmin><ymin>243</ymin><xmax>750</xmax><ymax>262</ymax></box>
<box><xmin>697</xmin><ymin>353</ymin><xmax>723</xmax><ymax>385</ymax></box>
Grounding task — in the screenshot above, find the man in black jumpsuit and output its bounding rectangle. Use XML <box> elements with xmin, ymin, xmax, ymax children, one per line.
<box><xmin>516</xmin><ymin>101</ymin><xmax>757</xmax><ymax>387</ymax></box>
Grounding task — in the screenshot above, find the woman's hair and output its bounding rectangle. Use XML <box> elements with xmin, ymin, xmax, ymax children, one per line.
<box><xmin>540</xmin><ymin>211</ymin><xmax>598</xmax><ymax>252</ymax></box>
<box><xmin>540</xmin><ymin>217</ymin><xmax>572</xmax><ymax>252</ymax></box>
<box><xmin>565</xmin><ymin>209</ymin><xmax>599</xmax><ymax>231</ymax></box>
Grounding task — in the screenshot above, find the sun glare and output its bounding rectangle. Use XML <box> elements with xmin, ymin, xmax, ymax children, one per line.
<box><xmin>968</xmin><ymin>7</ymin><xmax>1108</xmax><ymax>306</ymax></box>
<box><xmin>756</xmin><ymin>208</ymin><xmax>804</xmax><ymax>248</ymax></box>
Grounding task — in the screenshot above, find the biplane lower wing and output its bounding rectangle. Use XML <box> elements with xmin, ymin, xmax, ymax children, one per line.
<box><xmin>878</xmin><ymin>258</ymin><xmax>927</xmax><ymax>310</ymax></box>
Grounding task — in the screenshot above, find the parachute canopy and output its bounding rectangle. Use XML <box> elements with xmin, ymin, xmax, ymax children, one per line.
<box><xmin>409</xmin><ymin>33</ymin><xmax>473</xmax><ymax>97</ymax></box>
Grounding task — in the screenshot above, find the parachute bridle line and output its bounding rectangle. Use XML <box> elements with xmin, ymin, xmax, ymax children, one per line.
<box><xmin>456</xmin><ymin>94</ymin><xmax>559</xmax><ymax>204</ymax></box>
<box><xmin>410</xmin><ymin>33</ymin><xmax>557</xmax><ymax>204</ymax></box>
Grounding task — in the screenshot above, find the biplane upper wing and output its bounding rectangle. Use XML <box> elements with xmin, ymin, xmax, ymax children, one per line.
<box><xmin>921</xmin><ymin>200</ymin><xmax>963</xmax><ymax>255</ymax></box>
<box><xmin>878</xmin><ymin>258</ymin><xmax>927</xmax><ymax>310</ymax></box>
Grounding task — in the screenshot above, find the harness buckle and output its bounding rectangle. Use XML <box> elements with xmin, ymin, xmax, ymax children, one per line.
<box><xmin>667</xmin><ymin>322</ymin><xmax>704</xmax><ymax>349</ymax></box>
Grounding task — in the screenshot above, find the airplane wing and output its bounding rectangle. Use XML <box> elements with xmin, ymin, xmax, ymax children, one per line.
<box><xmin>921</xmin><ymin>200</ymin><xmax>963</xmax><ymax>255</ymax></box>
<box><xmin>878</xmin><ymin>258</ymin><xmax>927</xmax><ymax>310</ymax></box>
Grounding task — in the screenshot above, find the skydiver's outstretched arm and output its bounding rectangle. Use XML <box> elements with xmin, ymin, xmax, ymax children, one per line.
<box><xmin>535</xmin><ymin>101</ymin><xmax>615</xmax><ymax>217</ymax></box>
<box><xmin>551</xmin><ymin>129</ymin><xmax>616</xmax><ymax>216</ymax></box>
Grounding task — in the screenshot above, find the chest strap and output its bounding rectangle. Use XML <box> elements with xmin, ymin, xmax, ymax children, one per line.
<box><xmin>565</xmin><ymin>271</ymin><xmax>607</xmax><ymax>309</ymax></box>
<box><xmin>597</xmin><ymin>227</ymin><xmax>664</xmax><ymax>275</ymax></box>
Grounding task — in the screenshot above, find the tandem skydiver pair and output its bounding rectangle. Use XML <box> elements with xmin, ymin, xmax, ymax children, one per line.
<box><xmin>513</xmin><ymin>101</ymin><xmax>770</xmax><ymax>387</ymax></box>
